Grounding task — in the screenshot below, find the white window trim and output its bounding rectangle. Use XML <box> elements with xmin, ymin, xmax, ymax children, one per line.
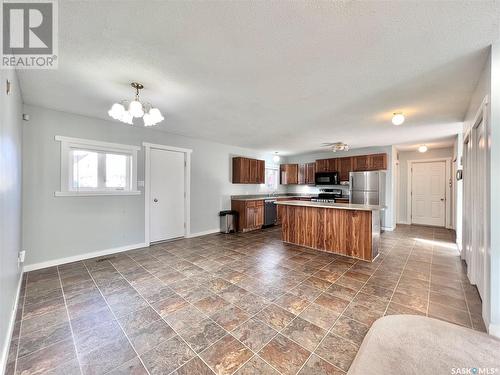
<box><xmin>55</xmin><ymin>136</ymin><xmax>141</xmax><ymax>197</ymax></box>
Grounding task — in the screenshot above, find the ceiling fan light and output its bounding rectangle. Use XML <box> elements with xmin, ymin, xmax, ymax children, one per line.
<box><xmin>418</xmin><ymin>145</ymin><xmax>428</xmax><ymax>153</ymax></box>
<box><xmin>392</xmin><ymin>113</ymin><xmax>405</xmax><ymax>126</ymax></box>
<box><xmin>272</xmin><ymin>153</ymin><xmax>280</xmax><ymax>163</ymax></box>
<box><xmin>129</xmin><ymin>100</ymin><xmax>144</xmax><ymax>118</ymax></box>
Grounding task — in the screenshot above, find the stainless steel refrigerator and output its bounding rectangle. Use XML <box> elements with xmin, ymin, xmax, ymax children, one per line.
<box><xmin>349</xmin><ymin>171</ymin><xmax>386</xmax><ymax>225</ymax></box>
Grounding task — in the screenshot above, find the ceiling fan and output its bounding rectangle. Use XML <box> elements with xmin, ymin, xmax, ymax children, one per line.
<box><xmin>321</xmin><ymin>142</ymin><xmax>350</xmax><ymax>152</ymax></box>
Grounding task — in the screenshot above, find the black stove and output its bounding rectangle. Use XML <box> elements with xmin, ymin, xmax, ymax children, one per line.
<box><xmin>311</xmin><ymin>189</ymin><xmax>343</xmax><ymax>203</ymax></box>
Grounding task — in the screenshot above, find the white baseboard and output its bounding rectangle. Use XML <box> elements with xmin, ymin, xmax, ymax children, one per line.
<box><xmin>397</xmin><ymin>220</ymin><xmax>410</xmax><ymax>225</ymax></box>
<box><xmin>382</xmin><ymin>226</ymin><xmax>395</xmax><ymax>231</ymax></box>
<box><xmin>187</xmin><ymin>228</ymin><xmax>220</xmax><ymax>238</ymax></box>
<box><xmin>488</xmin><ymin>322</ymin><xmax>500</xmax><ymax>339</ymax></box>
<box><xmin>1</xmin><ymin>272</ymin><xmax>23</xmax><ymax>375</ymax></box>
<box><xmin>23</xmin><ymin>243</ymin><xmax>148</xmax><ymax>272</ymax></box>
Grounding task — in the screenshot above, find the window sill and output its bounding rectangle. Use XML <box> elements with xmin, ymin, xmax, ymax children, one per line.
<box><xmin>54</xmin><ymin>191</ymin><xmax>141</xmax><ymax>197</ymax></box>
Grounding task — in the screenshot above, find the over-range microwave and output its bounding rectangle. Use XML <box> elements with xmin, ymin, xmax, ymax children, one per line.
<box><xmin>315</xmin><ymin>172</ymin><xmax>339</xmax><ymax>186</ymax></box>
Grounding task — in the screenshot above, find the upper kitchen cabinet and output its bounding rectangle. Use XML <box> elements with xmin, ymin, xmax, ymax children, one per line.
<box><xmin>315</xmin><ymin>158</ymin><xmax>338</xmax><ymax>173</ymax></box>
<box><xmin>353</xmin><ymin>153</ymin><xmax>387</xmax><ymax>171</ymax></box>
<box><xmin>305</xmin><ymin>162</ymin><xmax>316</xmax><ymax>184</ymax></box>
<box><xmin>298</xmin><ymin>163</ymin><xmax>306</xmax><ymax>185</ymax></box>
<box><xmin>338</xmin><ymin>157</ymin><xmax>353</xmax><ymax>181</ymax></box>
<box><xmin>232</xmin><ymin>157</ymin><xmax>265</xmax><ymax>184</ymax></box>
<box><xmin>280</xmin><ymin>164</ymin><xmax>299</xmax><ymax>184</ymax></box>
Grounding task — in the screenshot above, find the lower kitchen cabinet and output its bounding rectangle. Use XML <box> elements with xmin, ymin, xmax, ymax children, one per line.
<box><xmin>231</xmin><ymin>199</ymin><xmax>264</xmax><ymax>232</ymax></box>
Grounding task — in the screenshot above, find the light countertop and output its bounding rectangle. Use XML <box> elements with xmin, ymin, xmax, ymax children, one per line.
<box><xmin>275</xmin><ymin>200</ymin><xmax>383</xmax><ymax>211</ymax></box>
<box><xmin>231</xmin><ymin>195</ymin><xmax>315</xmax><ymax>201</ymax></box>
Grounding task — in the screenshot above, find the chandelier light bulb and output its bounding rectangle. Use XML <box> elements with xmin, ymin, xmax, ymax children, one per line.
<box><xmin>121</xmin><ymin>111</ymin><xmax>133</xmax><ymax>125</ymax></box>
<box><xmin>392</xmin><ymin>112</ymin><xmax>405</xmax><ymax>126</ymax></box>
<box><xmin>129</xmin><ymin>100</ymin><xmax>144</xmax><ymax>118</ymax></box>
<box><xmin>108</xmin><ymin>83</ymin><xmax>163</xmax><ymax>126</ymax></box>
<box><xmin>418</xmin><ymin>145</ymin><xmax>428</xmax><ymax>153</ymax></box>
<box><xmin>273</xmin><ymin>153</ymin><xmax>280</xmax><ymax>163</ymax></box>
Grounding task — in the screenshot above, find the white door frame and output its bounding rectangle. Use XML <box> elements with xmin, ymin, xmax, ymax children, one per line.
<box><xmin>143</xmin><ymin>142</ymin><xmax>192</xmax><ymax>246</ymax></box>
<box><xmin>407</xmin><ymin>157</ymin><xmax>452</xmax><ymax>228</ymax></box>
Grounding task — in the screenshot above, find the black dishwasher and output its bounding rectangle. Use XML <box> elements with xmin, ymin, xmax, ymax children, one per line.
<box><xmin>264</xmin><ymin>199</ymin><xmax>277</xmax><ymax>226</ymax></box>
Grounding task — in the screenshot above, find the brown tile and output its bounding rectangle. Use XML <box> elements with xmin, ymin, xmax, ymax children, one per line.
<box><xmin>315</xmin><ymin>333</ymin><xmax>358</xmax><ymax>372</ymax></box>
<box><xmin>342</xmin><ymin>302</ymin><xmax>384</xmax><ymax>326</ymax></box>
<box><xmin>118</xmin><ymin>306</ymin><xmax>161</xmax><ymax>333</ymax></box>
<box><xmin>314</xmin><ymin>270</ymin><xmax>344</xmax><ymax>284</ymax></box>
<box><xmin>299</xmin><ymin>303</ymin><xmax>340</xmax><ymax>330</ymax></box>
<box><xmin>18</xmin><ymin>322</ymin><xmax>72</xmax><ymax>358</ymax></box>
<box><xmin>16</xmin><ymin>339</ymin><xmax>77</xmax><ymax>375</ymax></box>
<box><xmin>275</xmin><ymin>293</ymin><xmax>311</xmax><ymax>315</ymax></box>
<box><xmin>429</xmin><ymin>291</ymin><xmax>467</xmax><ymax>311</ymax></box>
<box><xmin>165</xmin><ymin>305</ymin><xmax>207</xmax><ymax>331</ymax></box>
<box><xmin>305</xmin><ymin>275</ymin><xmax>334</xmax><ymax>290</ymax></box>
<box><xmin>174</xmin><ymin>357</ymin><xmax>214</xmax><ymax>375</ymax></box>
<box><xmin>281</xmin><ymin>317</ymin><xmax>326</xmax><ymax>351</ymax></box>
<box><xmin>259</xmin><ymin>334</ymin><xmax>310</xmax><ymax>375</ymax></box>
<box><xmin>299</xmin><ymin>354</ymin><xmax>345</xmax><ymax>375</ymax></box>
<box><xmin>210</xmin><ymin>304</ymin><xmax>250</xmax><ymax>331</ymax></box>
<box><xmin>330</xmin><ymin>316</ymin><xmax>369</xmax><ymax>345</ymax></box>
<box><xmin>128</xmin><ymin>318</ymin><xmax>176</xmax><ymax>354</ymax></box>
<box><xmin>232</xmin><ymin>318</ymin><xmax>277</xmax><ymax>352</ymax></box>
<box><xmin>235</xmin><ymin>355</ymin><xmax>279</xmax><ymax>375</ymax></box>
<box><xmin>289</xmin><ymin>283</ymin><xmax>322</xmax><ymax>302</ymax></box>
<box><xmin>391</xmin><ymin>291</ymin><xmax>428</xmax><ymax>313</ymax></box>
<box><xmin>38</xmin><ymin>359</ymin><xmax>81</xmax><ymax>375</ymax></box>
<box><xmin>179</xmin><ymin>318</ymin><xmax>226</xmax><ymax>353</ymax></box>
<box><xmin>21</xmin><ymin>307</ymin><xmax>68</xmax><ymax>336</ymax></box>
<box><xmin>428</xmin><ymin>303</ymin><xmax>471</xmax><ymax>327</ymax></box>
<box><xmin>70</xmin><ymin>307</ymin><xmax>116</xmax><ymax>336</ymax></box>
<box><xmin>200</xmin><ymin>335</ymin><xmax>253</xmax><ymax>375</ymax></box>
<box><xmin>314</xmin><ymin>293</ymin><xmax>350</xmax><ymax>313</ymax></box>
<box><xmin>255</xmin><ymin>304</ymin><xmax>295</xmax><ymax>331</ymax></box>
<box><xmin>344</xmin><ymin>271</ymin><xmax>370</xmax><ymax>283</ymax></box>
<box><xmin>195</xmin><ymin>295</ymin><xmax>230</xmax><ymax>315</ymax></box>
<box><xmin>359</xmin><ymin>284</ymin><xmax>394</xmax><ymax>300</ymax></box>
<box><xmin>141</xmin><ymin>335</ymin><xmax>195</xmax><ymax>375</ymax></box>
<box><xmin>385</xmin><ymin>301</ymin><xmax>425</xmax><ymax>316</ymax></box>
<box><xmin>108</xmin><ymin>357</ymin><xmax>148</xmax><ymax>375</ymax></box>
<box><xmin>152</xmin><ymin>294</ymin><xmax>188</xmax><ymax>317</ymax></box>
<box><xmin>335</xmin><ymin>276</ymin><xmax>364</xmax><ymax>291</ymax></box>
<box><xmin>74</xmin><ymin>319</ymin><xmax>125</xmax><ymax>355</ymax></box>
<box><xmin>351</xmin><ymin>292</ymin><xmax>389</xmax><ymax>311</ymax></box>
<box><xmin>326</xmin><ymin>284</ymin><xmax>357</xmax><ymax>301</ymax></box>
<box><xmin>234</xmin><ymin>293</ymin><xmax>270</xmax><ymax>315</ymax></box>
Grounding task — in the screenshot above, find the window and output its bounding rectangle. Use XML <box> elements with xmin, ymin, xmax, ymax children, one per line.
<box><xmin>55</xmin><ymin>136</ymin><xmax>140</xmax><ymax>196</ymax></box>
<box><xmin>265</xmin><ymin>168</ymin><xmax>279</xmax><ymax>191</ymax></box>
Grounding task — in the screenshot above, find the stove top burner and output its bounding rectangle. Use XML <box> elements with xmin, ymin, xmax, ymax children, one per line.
<box><xmin>311</xmin><ymin>188</ymin><xmax>345</xmax><ymax>203</ymax></box>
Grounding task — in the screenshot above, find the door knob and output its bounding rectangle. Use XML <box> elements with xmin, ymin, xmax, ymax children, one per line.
<box><xmin>153</xmin><ymin>198</ymin><xmax>158</xmax><ymax>203</ymax></box>
<box><xmin>440</xmin><ymin>198</ymin><xmax>444</xmax><ymax>201</ymax></box>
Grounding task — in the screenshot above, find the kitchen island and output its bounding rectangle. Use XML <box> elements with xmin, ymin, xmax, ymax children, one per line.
<box><xmin>275</xmin><ymin>200</ymin><xmax>382</xmax><ymax>261</ymax></box>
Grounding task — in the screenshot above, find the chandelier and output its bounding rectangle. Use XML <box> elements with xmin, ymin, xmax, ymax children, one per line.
<box><xmin>108</xmin><ymin>82</ymin><xmax>164</xmax><ymax>126</ymax></box>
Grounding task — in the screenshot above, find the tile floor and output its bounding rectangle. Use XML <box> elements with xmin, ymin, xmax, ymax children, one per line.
<box><xmin>6</xmin><ymin>225</ymin><xmax>484</xmax><ymax>375</ymax></box>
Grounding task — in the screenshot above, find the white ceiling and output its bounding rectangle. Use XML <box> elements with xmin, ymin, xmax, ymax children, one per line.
<box><xmin>18</xmin><ymin>1</ymin><xmax>500</xmax><ymax>155</ymax></box>
<box><xmin>395</xmin><ymin>135</ymin><xmax>456</xmax><ymax>152</ymax></box>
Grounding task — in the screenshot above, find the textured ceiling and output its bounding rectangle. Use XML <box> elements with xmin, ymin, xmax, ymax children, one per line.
<box><xmin>18</xmin><ymin>1</ymin><xmax>500</xmax><ymax>154</ymax></box>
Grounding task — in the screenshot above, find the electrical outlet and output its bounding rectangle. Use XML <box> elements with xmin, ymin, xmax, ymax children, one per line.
<box><xmin>18</xmin><ymin>250</ymin><xmax>26</xmax><ymax>264</ymax></box>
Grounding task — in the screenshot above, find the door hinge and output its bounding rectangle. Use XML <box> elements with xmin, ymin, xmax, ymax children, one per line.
<box><xmin>184</xmin><ymin>222</ymin><xmax>186</xmax><ymax>228</ymax></box>
<box><xmin>184</xmin><ymin>161</ymin><xmax>187</xmax><ymax>167</ymax></box>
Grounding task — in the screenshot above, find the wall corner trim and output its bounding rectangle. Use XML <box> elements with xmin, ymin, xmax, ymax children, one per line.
<box><xmin>382</xmin><ymin>226</ymin><xmax>396</xmax><ymax>232</ymax></box>
<box><xmin>488</xmin><ymin>323</ymin><xmax>500</xmax><ymax>339</ymax></box>
<box><xmin>1</xmin><ymin>273</ymin><xmax>23</xmax><ymax>375</ymax></box>
<box><xmin>23</xmin><ymin>243</ymin><xmax>148</xmax><ymax>272</ymax></box>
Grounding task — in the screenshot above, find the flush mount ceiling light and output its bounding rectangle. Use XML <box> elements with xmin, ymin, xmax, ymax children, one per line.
<box><xmin>273</xmin><ymin>152</ymin><xmax>280</xmax><ymax>163</ymax></box>
<box><xmin>108</xmin><ymin>82</ymin><xmax>164</xmax><ymax>126</ymax></box>
<box><xmin>391</xmin><ymin>112</ymin><xmax>405</xmax><ymax>126</ymax></box>
<box><xmin>321</xmin><ymin>142</ymin><xmax>350</xmax><ymax>152</ymax></box>
<box><xmin>418</xmin><ymin>145</ymin><xmax>428</xmax><ymax>153</ymax></box>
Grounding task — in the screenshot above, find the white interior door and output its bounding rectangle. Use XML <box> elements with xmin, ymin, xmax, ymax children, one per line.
<box><xmin>150</xmin><ymin>148</ymin><xmax>185</xmax><ymax>242</ymax></box>
<box><xmin>411</xmin><ymin>161</ymin><xmax>446</xmax><ymax>226</ymax></box>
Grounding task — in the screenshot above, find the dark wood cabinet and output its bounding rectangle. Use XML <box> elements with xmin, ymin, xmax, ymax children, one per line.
<box><xmin>305</xmin><ymin>162</ymin><xmax>316</xmax><ymax>184</ymax></box>
<box><xmin>338</xmin><ymin>157</ymin><xmax>353</xmax><ymax>181</ymax></box>
<box><xmin>280</xmin><ymin>164</ymin><xmax>299</xmax><ymax>184</ymax></box>
<box><xmin>232</xmin><ymin>157</ymin><xmax>265</xmax><ymax>184</ymax></box>
<box><xmin>353</xmin><ymin>155</ymin><xmax>371</xmax><ymax>171</ymax></box>
<box><xmin>298</xmin><ymin>164</ymin><xmax>306</xmax><ymax>185</ymax></box>
<box><xmin>315</xmin><ymin>159</ymin><xmax>329</xmax><ymax>173</ymax></box>
<box><xmin>231</xmin><ymin>199</ymin><xmax>264</xmax><ymax>232</ymax></box>
<box><xmin>353</xmin><ymin>153</ymin><xmax>387</xmax><ymax>172</ymax></box>
<box><xmin>370</xmin><ymin>153</ymin><xmax>387</xmax><ymax>170</ymax></box>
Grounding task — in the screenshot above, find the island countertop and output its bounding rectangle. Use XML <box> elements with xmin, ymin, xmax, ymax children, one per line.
<box><xmin>275</xmin><ymin>200</ymin><xmax>383</xmax><ymax>211</ymax></box>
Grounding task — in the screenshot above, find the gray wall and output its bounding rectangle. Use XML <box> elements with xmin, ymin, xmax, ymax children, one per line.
<box><xmin>0</xmin><ymin>70</ymin><xmax>23</xmax><ymax>371</ymax></box>
<box><xmin>283</xmin><ymin>146</ymin><xmax>395</xmax><ymax>229</ymax></box>
<box><xmin>397</xmin><ymin>147</ymin><xmax>454</xmax><ymax>224</ymax></box>
<box><xmin>22</xmin><ymin>105</ymin><xmax>286</xmax><ymax>267</ymax></box>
